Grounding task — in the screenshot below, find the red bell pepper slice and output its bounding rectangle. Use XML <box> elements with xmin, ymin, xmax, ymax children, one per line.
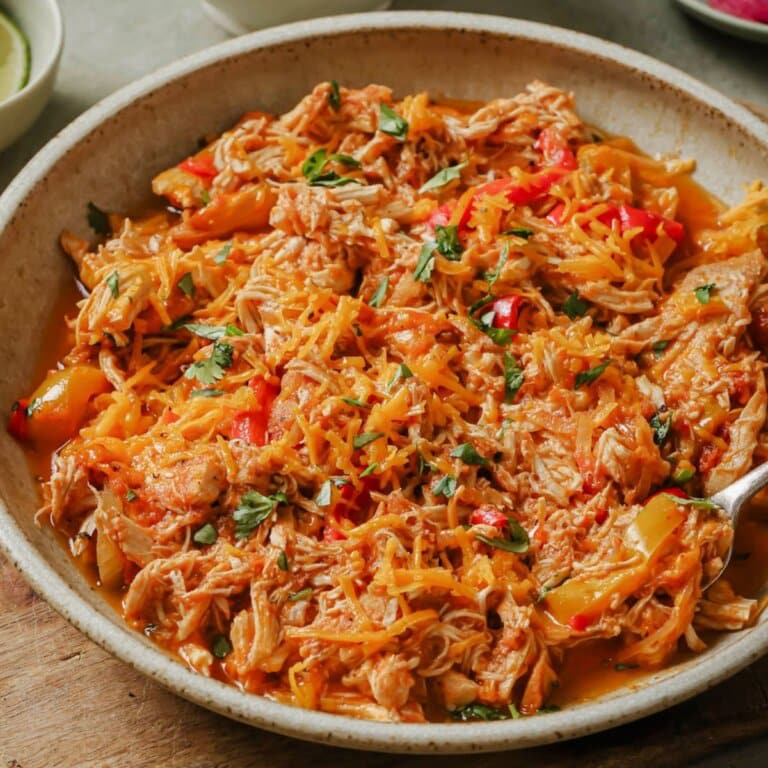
<box><xmin>230</xmin><ymin>378</ymin><xmax>279</xmax><ymax>445</ymax></box>
<box><xmin>490</xmin><ymin>295</ymin><xmax>524</xmax><ymax>330</ymax></box>
<box><xmin>646</xmin><ymin>486</ymin><xmax>688</xmax><ymax>503</ymax></box>
<box><xmin>178</xmin><ymin>153</ymin><xmax>218</xmax><ymax>180</ymax></box>
<box><xmin>7</xmin><ymin>399</ymin><xmax>29</xmax><ymax>440</ymax></box>
<box><xmin>618</xmin><ymin>205</ymin><xmax>684</xmax><ymax>244</ymax></box>
<box><xmin>535</xmin><ymin>128</ymin><xmax>578</xmax><ymax>171</ymax></box>
<box><xmin>568</xmin><ymin>613</ymin><xmax>591</xmax><ymax>631</ymax></box>
<box><xmin>469</xmin><ymin>505</ymin><xmax>508</xmax><ymax>528</ymax></box>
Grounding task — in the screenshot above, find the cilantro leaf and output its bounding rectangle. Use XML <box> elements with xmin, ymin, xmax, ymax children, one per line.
<box><xmin>353</xmin><ymin>432</ymin><xmax>385</xmax><ymax>450</ymax></box>
<box><xmin>302</xmin><ymin>147</ymin><xmax>360</xmax><ymax>187</ymax></box>
<box><xmin>435</xmin><ymin>225</ymin><xmax>463</xmax><ymax>260</ymax></box>
<box><xmin>126</xmin><ymin>490</ymin><xmax>138</xmax><ymax>502</ymax></box>
<box><xmin>193</xmin><ymin>523</ymin><xmax>218</xmax><ymax>545</ymax></box>
<box><xmin>485</xmin><ymin>241</ymin><xmax>509</xmax><ymax>293</ymax></box>
<box><xmin>183</xmin><ymin>322</ymin><xmax>243</xmax><ymax>340</ymax></box>
<box><xmin>475</xmin><ymin>519</ymin><xmax>529</xmax><ymax>554</ymax></box>
<box><xmin>214</xmin><ymin>241</ymin><xmax>232</xmax><ymax>265</ymax></box>
<box><xmin>450</xmin><ymin>443</ymin><xmax>489</xmax><ymax>465</ymax></box>
<box><xmin>574</xmin><ymin>359</ymin><xmax>611</xmax><ymax>389</ymax></box>
<box><xmin>378</xmin><ymin>104</ymin><xmax>408</xmax><ymax>141</ymax></box>
<box><xmin>369</xmin><ymin>276</ymin><xmax>389</xmax><ymax>308</ymax></box>
<box><xmin>233</xmin><ymin>490</ymin><xmax>285</xmax><ymax>539</ymax></box>
<box><xmin>452</xmin><ymin>703</ymin><xmax>515</xmax><ymax>721</ymax></box>
<box><xmin>503</xmin><ymin>352</ymin><xmax>524</xmax><ymax>403</ymax></box>
<box><xmin>502</xmin><ymin>228</ymin><xmax>534</xmax><ymax>238</ymax></box>
<box><xmin>184</xmin><ymin>341</ymin><xmax>234</xmax><ymax>386</ymax></box>
<box><xmin>302</xmin><ymin>148</ymin><xmax>329</xmax><ymax>179</ymax></box>
<box><xmin>277</xmin><ymin>550</ymin><xmax>289</xmax><ymax>571</ymax></box>
<box><xmin>563</xmin><ymin>290</ymin><xmax>587</xmax><ymax>320</ymax></box>
<box><xmin>328</xmin><ymin>153</ymin><xmax>361</xmax><ymax>168</ymax></box>
<box><xmin>651</xmin><ymin>339</ymin><xmax>670</xmax><ymax>358</ymax></box>
<box><xmin>329</xmin><ymin>80</ymin><xmax>341</xmax><ymax>111</ymax></box>
<box><xmin>177</xmin><ymin>272</ymin><xmax>196</xmax><ymax>298</ymax></box>
<box><xmin>414</xmin><ymin>241</ymin><xmax>436</xmax><ymax>282</ymax></box>
<box><xmin>418</xmin><ymin>162</ymin><xmax>466</xmax><ymax>194</ymax></box>
<box><xmin>360</xmin><ymin>462</ymin><xmax>378</xmax><ymax>478</ymax></box>
<box><xmin>212</xmin><ymin>635</ymin><xmax>232</xmax><ymax>658</ymax></box>
<box><xmin>387</xmin><ymin>362</ymin><xmax>414</xmax><ymax>392</ymax></box>
<box><xmin>649</xmin><ymin>409</ymin><xmax>673</xmax><ymax>445</ymax></box>
<box><xmin>341</xmin><ymin>397</ymin><xmax>371</xmax><ymax>409</ymax></box>
<box><xmin>662</xmin><ymin>493</ymin><xmax>720</xmax><ymax>510</ymax></box>
<box><xmin>288</xmin><ymin>587</ymin><xmax>313</xmax><ymax>602</ymax></box>
<box><xmin>106</xmin><ymin>271</ymin><xmax>119</xmax><ymax>299</ymax></box>
<box><xmin>694</xmin><ymin>283</ymin><xmax>715</xmax><ymax>304</ymax></box>
<box><xmin>433</xmin><ymin>474</ymin><xmax>457</xmax><ymax>498</ymax></box>
<box><xmin>673</xmin><ymin>467</ymin><xmax>695</xmax><ymax>485</ymax></box>
<box><xmin>468</xmin><ymin>295</ymin><xmax>514</xmax><ymax>345</ymax></box>
<box><xmin>189</xmin><ymin>388</ymin><xmax>225</xmax><ymax>398</ymax></box>
<box><xmin>87</xmin><ymin>202</ymin><xmax>111</xmax><ymax>236</ymax></box>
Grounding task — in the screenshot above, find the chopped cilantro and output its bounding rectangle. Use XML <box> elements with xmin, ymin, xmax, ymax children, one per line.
<box><xmin>434</xmin><ymin>225</ymin><xmax>463</xmax><ymax>260</ymax></box>
<box><xmin>369</xmin><ymin>276</ymin><xmax>389</xmax><ymax>308</ymax></box>
<box><xmin>341</xmin><ymin>397</ymin><xmax>372</xmax><ymax>409</ymax></box>
<box><xmin>563</xmin><ymin>290</ymin><xmax>587</xmax><ymax>319</ymax></box>
<box><xmin>288</xmin><ymin>587</ymin><xmax>313</xmax><ymax>602</ymax></box>
<box><xmin>649</xmin><ymin>409</ymin><xmax>673</xmax><ymax>445</ymax></box>
<box><xmin>485</xmin><ymin>241</ymin><xmax>509</xmax><ymax>292</ymax></box>
<box><xmin>651</xmin><ymin>339</ymin><xmax>670</xmax><ymax>357</ymax></box>
<box><xmin>212</xmin><ymin>635</ymin><xmax>232</xmax><ymax>659</ymax></box>
<box><xmin>315</xmin><ymin>480</ymin><xmax>332</xmax><ymax>507</ymax></box>
<box><xmin>214</xmin><ymin>241</ymin><xmax>232</xmax><ymax>265</ymax></box>
<box><xmin>433</xmin><ymin>474</ymin><xmax>457</xmax><ymax>498</ymax></box>
<box><xmin>475</xmin><ymin>519</ymin><xmax>529</xmax><ymax>554</ymax></box>
<box><xmin>353</xmin><ymin>432</ymin><xmax>385</xmax><ymax>450</ymax></box>
<box><xmin>378</xmin><ymin>104</ymin><xmax>408</xmax><ymax>141</ymax></box>
<box><xmin>360</xmin><ymin>462</ymin><xmax>378</xmax><ymax>478</ymax></box>
<box><xmin>106</xmin><ymin>271</ymin><xmax>119</xmax><ymax>299</ymax></box>
<box><xmin>387</xmin><ymin>362</ymin><xmax>414</xmax><ymax>392</ymax></box>
<box><xmin>694</xmin><ymin>283</ymin><xmax>715</xmax><ymax>304</ymax></box>
<box><xmin>193</xmin><ymin>523</ymin><xmax>218</xmax><ymax>545</ymax></box>
<box><xmin>126</xmin><ymin>490</ymin><xmax>138</xmax><ymax>502</ymax></box>
<box><xmin>418</xmin><ymin>162</ymin><xmax>466</xmax><ymax>194</ymax></box>
<box><xmin>177</xmin><ymin>272</ymin><xmax>196</xmax><ymax>298</ymax></box>
<box><xmin>328</xmin><ymin>80</ymin><xmax>341</xmax><ymax>111</ymax></box>
<box><xmin>450</xmin><ymin>442</ymin><xmax>490</xmax><ymax>465</ymax></box>
<box><xmin>233</xmin><ymin>490</ymin><xmax>286</xmax><ymax>539</ymax></box>
<box><xmin>184</xmin><ymin>341</ymin><xmax>233</xmax><ymax>386</ymax></box>
<box><xmin>503</xmin><ymin>352</ymin><xmax>524</xmax><ymax>403</ymax></box>
<box><xmin>414</xmin><ymin>241</ymin><xmax>436</xmax><ymax>282</ymax></box>
<box><xmin>277</xmin><ymin>550</ymin><xmax>289</xmax><ymax>571</ymax></box>
<box><xmin>574</xmin><ymin>360</ymin><xmax>611</xmax><ymax>389</ymax></box>
<box><xmin>183</xmin><ymin>322</ymin><xmax>243</xmax><ymax>340</ymax></box>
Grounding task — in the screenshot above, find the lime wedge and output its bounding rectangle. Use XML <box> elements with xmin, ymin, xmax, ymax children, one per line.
<box><xmin>0</xmin><ymin>9</ymin><xmax>30</xmax><ymax>102</ymax></box>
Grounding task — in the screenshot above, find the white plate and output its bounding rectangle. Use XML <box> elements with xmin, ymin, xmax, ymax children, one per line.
<box><xmin>1</xmin><ymin>11</ymin><xmax>767</xmax><ymax>754</ymax></box>
<box><xmin>676</xmin><ymin>0</ymin><xmax>768</xmax><ymax>43</ymax></box>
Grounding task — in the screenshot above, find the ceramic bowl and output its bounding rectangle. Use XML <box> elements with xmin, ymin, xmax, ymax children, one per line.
<box><xmin>1</xmin><ymin>11</ymin><xmax>767</xmax><ymax>755</ymax></box>
<box><xmin>0</xmin><ymin>0</ymin><xmax>63</xmax><ymax>152</ymax></box>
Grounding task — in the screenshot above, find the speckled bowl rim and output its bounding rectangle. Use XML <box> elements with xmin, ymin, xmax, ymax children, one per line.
<box><xmin>1</xmin><ymin>11</ymin><xmax>768</xmax><ymax>755</ymax></box>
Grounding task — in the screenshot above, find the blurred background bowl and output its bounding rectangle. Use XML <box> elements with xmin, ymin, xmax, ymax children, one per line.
<box><xmin>0</xmin><ymin>0</ymin><xmax>63</xmax><ymax>152</ymax></box>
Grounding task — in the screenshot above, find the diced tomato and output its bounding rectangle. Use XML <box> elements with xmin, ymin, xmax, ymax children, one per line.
<box><xmin>594</xmin><ymin>508</ymin><xmax>609</xmax><ymax>525</ymax></box>
<box><xmin>535</xmin><ymin>128</ymin><xmax>578</xmax><ymax>170</ymax></box>
<box><xmin>469</xmin><ymin>505</ymin><xmax>508</xmax><ymax>528</ymax></box>
<box><xmin>7</xmin><ymin>399</ymin><xmax>29</xmax><ymax>440</ymax></box>
<box><xmin>568</xmin><ymin>613</ymin><xmax>590</xmax><ymax>631</ymax></box>
<box><xmin>491</xmin><ymin>295</ymin><xmax>524</xmax><ymax>330</ymax></box>
<box><xmin>322</xmin><ymin>526</ymin><xmax>347</xmax><ymax>542</ymax></box>
<box><xmin>428</xmin><ymin>202</ymin><xmax>453</xmax><ymax>230</ymax></box>
<box><xmin>178</xmin><ymin>153</ymin><xmax>218</xmax><ymax>179</ymax></box>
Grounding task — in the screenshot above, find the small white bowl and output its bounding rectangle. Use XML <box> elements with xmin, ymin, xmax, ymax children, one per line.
<box><xmin>0</xmin><ymin>0</ymin><xmax>63</xmax><ymax>153</ymax></box>
<box><xmin>201</xmin><ymin>0</ymin><xmax>391</xmax><ymax>35</ymax></box>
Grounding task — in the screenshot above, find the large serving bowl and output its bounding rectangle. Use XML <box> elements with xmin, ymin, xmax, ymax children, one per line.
<box><xmin>1</xmin><ymin>11</ymin><xmax>767</xmax><ymax>754</ymax></box>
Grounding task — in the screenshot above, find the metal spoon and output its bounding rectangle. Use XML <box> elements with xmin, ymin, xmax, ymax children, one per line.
<box><xmin>705</xmin><ymin>461</ymin><xmax>768</xmax><ymax>588</ymax></box>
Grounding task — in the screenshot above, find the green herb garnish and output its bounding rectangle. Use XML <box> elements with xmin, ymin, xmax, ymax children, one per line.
<box><xmin>193</xmin><ymin>523</ymin><xmax>218</xmax><ymax>545</ymax></box>
<box><xmin>452</xmin><ymin>703</ymin><xmax>516</xmax><ymax>721</ymax></box>
<box><xmin>126</xmin><ymin>490</ymin><xmax>138</xmax><ymax>502</ymax></box>
<box><xmin>694</xmin><ymin>283</ymin><xmax>715</xmax><ymax>304</ymax></box>
<box><xmin>414</xmin><ymin>241</ymin><xmax>436</xmax><ymax>282</ymax></box>
<box><xmin>328</xmin><ymin>80</ymin><xmax>341</xmax><ymax>111</ymax></box>
<box><xmin>288</xmin><ymin>587</ymin><xmax>313</xmax><ymax>602</ymax></box>
<box><xmin>574</xmin><ymin>359</ymin><xmax>611</xmax><ymax>389</ymax></box>
<box><xmin>563</xmin><ymin>290</ymin><xmax>587</xmax><ymax>320</ymax></box>
<box><xmin>673</xmin><ymin>467</ymin><xmax>695</xmax><ymax>485</ymax></box>
<box><xmin>503</xmin><ymin>352</ymin><xmax>524</xmax><ymax>403</ymax></box>
<box><xmin>651</xmin><ymin>339</ymin><xmax>670</xmax><ymax>358</ymax></box>
<box><xmin>433</xmin><ymin>474</ymin><xmax>457</xmax><ymax>498</ymax></box>
<box><xmin>190</xmin><ymin>388</ymin><xmax>225</xmax><ymax>398</ymax></box>
<box><xmin>233</xmin><ymin>490</ymin><xmax>286</xmax><ymax>539</ymax></box>
<box><xmin>212</xmin><ymin>635</ymin><xmax>232</xmax><ymax>658</ymax></box>
<box><xmin>301</xmin><ymin>147</ymin><xmax>360</xmax><ymax>187</ymax></box>
<box><xmin>353</xmin><ymin>432</ymin><xmax>385</xmax><ymax>450</ymax></box>
<box><xmin>106</xmin><ymin>271</ymin><xmax>119</xmax><ymax>299</ymax></box>
<box><xmin>450</xmin><ymin>442</ymin><xmax>489</xmax><ymax>466</ymax></box>
<box><xmin>649</xmin><ymin>409</ymin><xmax>672</xmax><ymax>446</ymax></box>
<box><xmin>315</xmin><ymin>480</ymin><xmax>332</xmax><ymax>507</ymax></box>
<box><xmin>378</xmin><ymin>103</ymin><xmax>408</xmax><ymax>141</ymax></box>
<box><xmin>214</xmin><ymin>241</ymin><xmax>232</xmax><ymax>265</ymax></box>
<box><xmin>475</xmin><ymin>519</ymin><xmax>529</xmax><ymax>554</ymax></box>
<box><xmin>277</xmin><ymin>550</ymin><xmax>289</xmax><ymax>571</ymax></box>
<box><xmin>360</xmin><ymin>462</ymin><xmax>378</xmax><ymax>478</ymax></box>
<box><xmin>485</xmin><ymin>241</ymin><xmax>509</xmax><ymax>292</ymax></box>
<box><xmin>434</xmin><ymin>225</ymin><xmax>463</xmax><ymax>260</ymax></box>
<box><xmin>183</xmin><ymin>322</ymin><xmax>243</xmax><ymax>340</ymax></box>
<box><xmin>341</xmin><ymin>397</ymin><xmax>372</xmax><ymax>409</ymax></box>
<box><xmin>468</xmin><ymin>295</ymin><xmax>515</xmax><ymax>345</ymax></box>
<box><xmin>418</xmin><ymin>162</ymin><xmax>466</xmax><ymax>194</ymax></box>
<box><xmin>662</xmin><ymin>494</ymin><xmax>720</xmax><ymax>510</ymax></box>
<box><xmin>387</xmin><ymin>362</ymin><xmax>414</xmax><ymax>392</ymax></box>
<box><xmin>184</xmin><ymin>340</ymin><xmax>233</xmax><ymax>386</ymax></box>
<box><xmin>177</xmin><ymin>272</ymin><xmax>196</xmax><ymax>298</ymax></box>
<box><xmin>369</xmin><ymin>276</ymin><xmax>389</xmax><ymax>308</ymax></box>
<box><xmin>502</xmin><ymin>228</ymin><xmax>534</xmax><ymax>238</ymax></box>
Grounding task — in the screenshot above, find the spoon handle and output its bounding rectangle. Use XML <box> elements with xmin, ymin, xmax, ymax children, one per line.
<box><xmin>710</xmin><ymin>461</ymin><xmax>768</xmax><ymax>522</ymax></box>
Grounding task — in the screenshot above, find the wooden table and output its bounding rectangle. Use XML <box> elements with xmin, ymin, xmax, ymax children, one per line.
<box><xmin>2</xmin><ymin>549</ymin><xmax>768</xmax><ymax>768</ymax></box>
